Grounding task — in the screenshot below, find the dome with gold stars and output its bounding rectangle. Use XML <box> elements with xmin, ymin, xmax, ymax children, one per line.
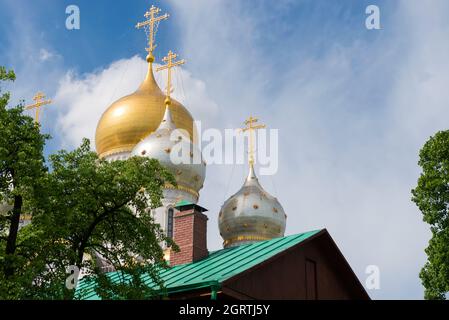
<box><xmin>219</xmin><ymin>164</ymin><xmax>286</xmax><ymax>248</ymax></box>
<box><xmin>131</xmin><ymin>104</ymin><xmax>206</xmax><ymax>200</ymax></box>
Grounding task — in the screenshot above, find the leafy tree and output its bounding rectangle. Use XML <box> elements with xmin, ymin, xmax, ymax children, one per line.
<box><xmin>30</xmin><ymin>139</ymin><xmax>177</xmax><ymax>299</ymax></box>
<box><xmin>0</xmin><ymin>66</ymin><xmax>49</xmax><ymax>296</ymax></box>
<box><xmin>1</xmin><ymin>66</ymin><xmax>177</xmax><ymax>300</ymax></box>
<box><xmin>412</xmin><ymin>130</ymin><xmax>449</xmax><ymax>300</ymax></box>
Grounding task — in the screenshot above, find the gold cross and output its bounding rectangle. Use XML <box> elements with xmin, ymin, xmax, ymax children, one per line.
<box><xmin>136</xmin><ymin>5</ymin><xmax>169</xmax><ymax>62</ymax></box>
<box><xmin>25</xmin><ymin>92</ymin><xmax>52</xmax><ymax>124</ymax></box>
<box><xmin>156</xmin><ymin>50</ymin><xmax>185</xmax><ymax>105</ymax></box>
<box><xmin>240</xmin><ymin>116</ymin><xmax>266</xmax><ymax>166</ymax></box>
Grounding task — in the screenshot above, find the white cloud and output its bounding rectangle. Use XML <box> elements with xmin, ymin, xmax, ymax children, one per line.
<box><xmin>39</xmin><ymin>48</ymin><xmax>59</xmax><ymax>62</ymax></box>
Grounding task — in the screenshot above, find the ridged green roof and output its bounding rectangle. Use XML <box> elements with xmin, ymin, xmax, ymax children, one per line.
<box><xmin>76</xmin><ymin>230</ymin><xmax>321</xmax><ymax>300</ymax></box>
<box><xmin>174</xmin><ymin>199</ymin><xmax>193</xmax><ymax>207</ymax></box>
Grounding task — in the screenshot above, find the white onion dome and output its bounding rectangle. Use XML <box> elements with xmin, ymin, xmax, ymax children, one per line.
<box><xmin>218</xmin><ymin>164</ymin><xmax>286</xmax><ymax>248</ymax></box>
<box><xmin>131</xmin><ymin>104</ymin><xmax>206</xmax><ymax>200</ymax></box>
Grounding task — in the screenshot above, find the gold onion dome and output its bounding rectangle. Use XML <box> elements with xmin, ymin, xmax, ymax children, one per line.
<box><xmin>219</xmin><ymin>165</ymin><xmax>286</xmax><ymax>248</ymax></box>
<box><xmin>131</xmin><ymin>104</ymin><xmax>206</xmax><ymax>199</ymax></box>
<box><xmin>95</xmin><ymin>62</ymin><xmax>194</xmax><ymax>159</ymax></box>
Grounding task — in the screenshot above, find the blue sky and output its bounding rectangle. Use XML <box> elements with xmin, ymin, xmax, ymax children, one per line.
<box><xmin>2</xmin><ymin>0</ymin><xmax>449</xmax><ymax>299</ymax></box>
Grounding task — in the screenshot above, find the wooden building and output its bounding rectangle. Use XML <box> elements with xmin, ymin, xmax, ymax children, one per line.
<box><xmin>77</xmin><ymin>203</ymin><xmax>369</xmax><ymax>300</ymax></box>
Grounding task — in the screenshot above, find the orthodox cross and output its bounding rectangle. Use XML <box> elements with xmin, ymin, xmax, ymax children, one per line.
<box><xmin>136</xmin><ymin>5</ymin><xmax>169</xmax><ymax>62</ymax></box>
<box><xmin>156</xmin><ymin>50</ymin><xmax>185</xmax><ymax>104</ymax></box>
<box><xmin>240</xmin><ymin>116</ymin><xmax>266</xmax><ymax>166</ymax></box>
<box><xmin>25</xmin><ymin>92</ymin><xmax>52</xmax><ymax>124</ymax></box>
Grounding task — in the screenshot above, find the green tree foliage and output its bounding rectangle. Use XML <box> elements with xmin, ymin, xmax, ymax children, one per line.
<box><xmin>0</xmin><ymin>66</ymin><xmax>177</xmax><ymax>299</ymax></box>
<box><xmin>0</xmin><ymin>66</ymin><xmax>49</xmax><ymax>296</ymax></box>
<box><xmin>412</xmin><ymin>130</ymin><xmax>449</xmax><ymax>300</ymax></box>
<box><xmin>30</xmin><ymin>139</ymin><xmax>177</xmax><ymax>299</ymax></box>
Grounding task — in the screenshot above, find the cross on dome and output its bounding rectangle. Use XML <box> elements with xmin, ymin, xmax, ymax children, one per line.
<box><xmin>136</xmin><ymin>5</ymin><xmax>169</xmax><ymax>63</ymax></box>
<box><xmin>156</xmin><ymin>50</ymin><xmax>186</xmax><ymax>106</ymax></box>
<box><xmin>239</xmin><ymin>116</ymin><xmax>266</xmax><ymax>166</ymax></box>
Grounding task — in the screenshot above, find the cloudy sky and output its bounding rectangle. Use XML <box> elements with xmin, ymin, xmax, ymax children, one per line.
<box><xmin>2</xmin><ymin>0</ymin><xmax>449</xmax><ymax>299</ymax></box>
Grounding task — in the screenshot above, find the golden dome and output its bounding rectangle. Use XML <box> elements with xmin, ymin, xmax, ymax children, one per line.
<box><xmin>95</xmin><ymin>63</ymin><xmax>194</xmax><ymax>158</ymax></box>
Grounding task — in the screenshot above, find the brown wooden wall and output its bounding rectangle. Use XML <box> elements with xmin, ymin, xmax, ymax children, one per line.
<box><xmin>221</xmin><ymin>232</ymin><xmax>369</xmax><ymax>300</ymax></box>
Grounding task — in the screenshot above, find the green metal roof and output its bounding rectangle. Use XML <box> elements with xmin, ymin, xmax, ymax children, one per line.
<box><xmin>174</xmin><ymin>200</ymin><xmax>208</xmax><ymax>212</ymax></box>
<box><xmin>174</xmin><ymin>199</ymin><xmax>193</xmax><ymax>207</ymax></box>
<box><xmin>76</xmin><ymin>230</ymin><xmax>322</xmax><ymax>300</ymax></box>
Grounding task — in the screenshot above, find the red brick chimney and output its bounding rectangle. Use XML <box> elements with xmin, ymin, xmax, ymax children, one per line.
<box><xmin>170</xmin><ymin>201</ymin><xmax>208</xmax><ymax>266</ymax></box>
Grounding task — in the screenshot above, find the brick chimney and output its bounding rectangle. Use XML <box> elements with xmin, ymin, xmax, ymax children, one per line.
<box><xmin>170</xmin><ymin>201</ymin><xmax>208</xmax><ymax>266</ymax></box>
